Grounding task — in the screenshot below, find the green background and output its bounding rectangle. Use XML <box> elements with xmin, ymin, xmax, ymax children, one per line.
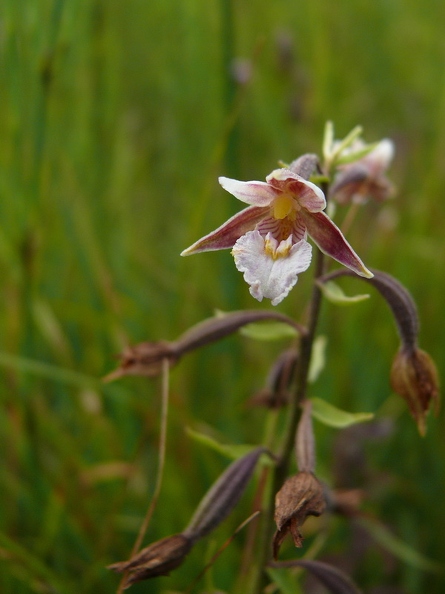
<box><xmin>1</xmin><ymin>0</ymin><xmax>444</xmax><ymax>592</ymax></box>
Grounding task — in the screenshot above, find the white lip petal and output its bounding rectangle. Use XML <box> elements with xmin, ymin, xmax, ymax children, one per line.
<box><xmin>232</xmin><ymin>231</ymin><xmax>312</xmax><ymax>306</ymax></box>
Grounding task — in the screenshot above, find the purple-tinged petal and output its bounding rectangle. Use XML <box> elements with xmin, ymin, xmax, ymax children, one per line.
<box><xmin>232</xmin><ymin>231</ymin><xmax>312</xmax><ymax>306</ymax></box>
<box><xmin>218</xmin><ymin>177</ymin><xmax>278</xmax><ymax>207</ymax></box>
<box><xmin>300</xmin><ymin>210</ymin><xmax>373</xmax><ymax>278</ymax></box>
<box><xmin>266</xmin><ymin>168</ymin><xmax>326</xmax><ymax>212</ymax></box>
<box><xmin>257</xmin><ymin>215</ymin><xmax>307</xmax><ymax>243</ymax></box>
<box><xmin>181</xmin><ymin>206</ymin><xmax>267</xmax><ymax>255</ymax></box>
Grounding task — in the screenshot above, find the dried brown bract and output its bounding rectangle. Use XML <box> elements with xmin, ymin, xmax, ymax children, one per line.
<box><xmin>273</xmin><ymin>471</ymin><xmax>326</xmax><ymax>558</ymax></box>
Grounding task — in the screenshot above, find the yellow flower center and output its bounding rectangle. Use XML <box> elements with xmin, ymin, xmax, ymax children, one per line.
<box><xmin>273</xmin><ymin>193</ymin><xmax>296</xmax><ymax>220</ymax></box>
<box><xmin>264</xmin><ymin>236</ymin><xmax>292</xmax><ymax>260</ymax></box>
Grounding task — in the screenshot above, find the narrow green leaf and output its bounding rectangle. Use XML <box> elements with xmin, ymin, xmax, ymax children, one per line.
<box><xmin>0</xmin><ymin>531</ymin><xmax>76</xmax><ymax>594</ymax></box>
<box><xmin>185</xmin><ymin>427</ymin><xmax>257</xmax><ymax>460</ymax></box>
<box><xmin>358</xmin><ymin>518</ymin><xmax>443</xmax><ymax>573</ymax></box>
<box><xmin>239</xmin><ymin>321</ymin><xmax>299</xmax><ymax>341</ymax></box>
<box><xmin>0</xmin><ymin>351</ymin><xmax>101</xmax><ymax>389</ymax></box>
<box><xmin>318</xmin><ymin>281</ymin><xmax>370</xmax><ymax>306</ymax></box>
<box><xmin>310</xmin><ymin>397</ymin><xmax>374</xmax><ymax>428</ymax></box>
<box><xmin>308</xmin><ymin>336</ymin><xmax>327</xmax><ymax>383</ymax></box>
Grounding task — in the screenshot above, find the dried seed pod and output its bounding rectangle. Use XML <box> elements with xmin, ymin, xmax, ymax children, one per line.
<box><xmin>273</xmin><ymin>471</ymin><xmax>326</xmax><ymax>558</ymax></box>
<box><xmin>391</xmin><ymin>347</ymin><xmax>440</xmax><ymax>436</ymax></box>
<box><xmin>108</xmin><ymin>533</ymin><xmax>193</xmax><ymax>587</ymax></box>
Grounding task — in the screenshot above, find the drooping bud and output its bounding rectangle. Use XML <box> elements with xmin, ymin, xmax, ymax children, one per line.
<box><xmin>390</xmin><ymin>347</ymin><xmax>440</xmax><ymax>436</ymax></box>
<box><xmin>184</xmin><ymin>447</ymin><xmax>265</xmax><ymax>541</ymax></box>
<box><xmin>288</xmin><ymin>153</ymin><xmax>320</xmax><ymax>180</ymax></box>
<box><xmin>105</xmin><ymin>311</ymin><xmax>304</xmax><ymax>381</ymax></box>
<box><xmin>273</xmin><ymin>471</ymin><xmax>326</xmax><ymax>558</ymax></box>
<box><xmin>108</xmin><ymin>533</ymin><xmax>193</xmax><ymax>587</ymax></box>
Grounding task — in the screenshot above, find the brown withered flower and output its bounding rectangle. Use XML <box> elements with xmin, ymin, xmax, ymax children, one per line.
<box><xmin>273</xmin><ymin>471</ymin><xmax>326</xmax><ymax>559</ymax></box>
<box><xmin>391</xmin><ymin>347</ymin><xmax>440</xmax><ymax>436</ymax></box>
<box><xmin>103</xmin><ymin>340</ymin><xmax>178</xmax><ymax>381</ymax></box>
<box><xmin>108</xmin><ymin>533</ymin><xmax>193</xmax><ymax>587</ymax></box>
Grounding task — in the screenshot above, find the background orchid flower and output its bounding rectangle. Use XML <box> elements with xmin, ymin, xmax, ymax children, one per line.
<box><xmin>329</xmin><ymin>138</ymin><xmax>395</xmax><ymax>204</ymax></box>
<box><xmin>182</xmin><ymin>167</ymin><xmax>373</xmax><ymax>305</ymax></box>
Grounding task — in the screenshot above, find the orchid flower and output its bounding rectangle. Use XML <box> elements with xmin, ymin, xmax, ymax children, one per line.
<box><xmin>181</xmin><ymin>167</ymin><xmax>373</xmax><ymax>306</ymax></box>
<box><xmin>329</xmin><ymin>138</ymin><xmax>395</xmax><ymax>204</ymax></box>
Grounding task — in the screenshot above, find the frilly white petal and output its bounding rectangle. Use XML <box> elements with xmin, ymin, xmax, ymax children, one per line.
<box><xmin>232</xmin><ymin>231</ymin><xmax>312</xmax><ymax>306</ymax></box>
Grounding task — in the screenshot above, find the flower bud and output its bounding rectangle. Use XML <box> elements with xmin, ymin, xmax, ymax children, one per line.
<box><xmin>273</xmin><ymin>471</ymin><xmax>326</xmax><ymax>558</ymax></box>
<box><xmin>184</xmin><ymin>447</ymin><xmax>265</xmax><ymax>541</ymax></box>
<box><xmin>329</xmin><ymin>138</ymin><xmax>395</xmax><ymax>204</ymax></box>
<box><xmin>288</xmin><ymin>153</ymin><xmax>320</xmax><ymax>180</ymax></box>
<box><xmin>390</xmin><ymin>347</ymin><xmax>440</xmax><ymax>436</ymax></box>
<box><xmin>295</xmin><ymin>400</ymin><xmax>316</xmax><ymax>473</ymax></box>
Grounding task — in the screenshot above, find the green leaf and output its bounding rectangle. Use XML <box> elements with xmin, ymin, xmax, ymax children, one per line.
<box><xmin>185</xmin><ymin>427</ymin><xmax>259</xmax><ymax>461</ymax></box>
<box><xmin>358</xmin><ymin>517</ymin><xmax>443</xmax><ymax>573</ymax></box>
<box><xmin>308</xmin><ymin>336</ymin><xmax>327</xmax><ymax>383</ymax></box>
<box><xmin>0</xmin><ymin>351</ymin><xmax>101</xmax><ymax>389</ymax></box>
<box><xmin>319</xmin><ymin>281</ymin><xmax>370</xmax><ymax>306</ymax></box>
<box><xmin>239</xmin><ymin>321</ymin><xmax>299</xmax><ymax>341</ymax></box>
<box><xmin>310</xmin><ymin>397</ymin><xmax>374</xmax><ymax>428</ymax></box>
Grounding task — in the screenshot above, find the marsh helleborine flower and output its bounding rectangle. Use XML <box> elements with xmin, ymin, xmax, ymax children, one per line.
<box><xmin>182</xmin><ymin>167</ymin><xmax>372</xmax><ymax>305</ymax></box>
<box><xmin>330</xmin><ymin>139</ymin><xmax>395</xmax><ymax>204</ymax></box>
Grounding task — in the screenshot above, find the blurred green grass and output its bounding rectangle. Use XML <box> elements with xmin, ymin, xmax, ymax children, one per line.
<box><xmin>0</xmin><ymin>0</ymin><xmax>444</xmax><ymax>592</ymax></box>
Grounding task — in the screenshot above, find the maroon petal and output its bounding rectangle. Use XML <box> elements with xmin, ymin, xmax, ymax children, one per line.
<box><xmin>181</xmin><ymin>206</ymin><xmax>267</xmax><ymax>255</ymax></box>
<box><xmin>300</xmin><ymin>210</ymin><xmax>373</xmax><ymax>278</ymax></box>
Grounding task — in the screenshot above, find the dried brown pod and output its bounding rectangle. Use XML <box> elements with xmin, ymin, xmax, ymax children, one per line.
<box><xmin>273</xmin><ymin>471</ymin><xmax>326</xmax><ymax>558</ymax></box>
<box><xmin>108</xmin><ymin>533</ymin><xmax>193</xmax><ymax>587</ymax></box>
<box><xmin>391</xmin><ymin>347</ymin><xmax>440</xmax><ymax>436</ymax></box>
